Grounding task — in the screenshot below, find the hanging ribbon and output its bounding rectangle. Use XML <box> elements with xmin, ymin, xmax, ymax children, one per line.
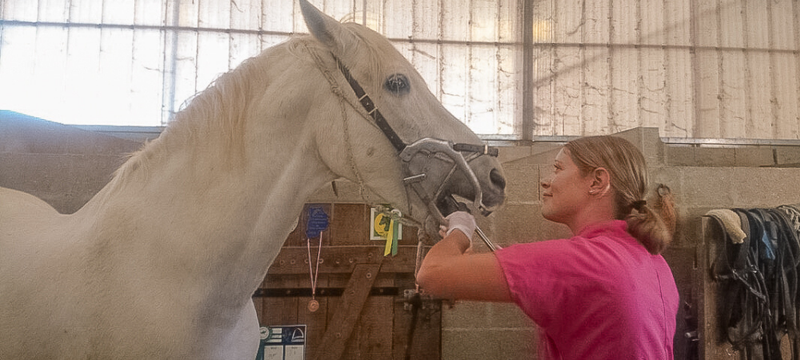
<box><xmin>305</xmin><ymin>206</ymin><xmax>329</xmax><ymax>312</ymax></box>
<box><xmin>374</xmin><ymin>212</ymin><xmax>399</xmax><ymax>256</ymax></box>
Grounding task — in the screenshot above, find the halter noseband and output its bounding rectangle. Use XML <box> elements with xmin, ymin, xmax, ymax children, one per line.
<box><xmin>334</xmin><ymin>55</ymin><xmax>498</xmax><ymax>223</ymax></box>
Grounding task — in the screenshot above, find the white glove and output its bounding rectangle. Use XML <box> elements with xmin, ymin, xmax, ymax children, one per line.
<box><xmin>444</xmin><ymin>211</ymin><xmax>476</xmax><ymax>240</ymax></box>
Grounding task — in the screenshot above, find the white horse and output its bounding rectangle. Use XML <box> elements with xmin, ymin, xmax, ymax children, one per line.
<box><xmin>0</xmin><ymin>1</ymin><xmax>505</xmax><ymax>359</ymax></box>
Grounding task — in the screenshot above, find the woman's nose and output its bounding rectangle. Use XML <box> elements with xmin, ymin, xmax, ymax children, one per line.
<box><xmin>541</xmin><ymin>177</ymin><xmax>551</xmax><ymax>189</ymax></box>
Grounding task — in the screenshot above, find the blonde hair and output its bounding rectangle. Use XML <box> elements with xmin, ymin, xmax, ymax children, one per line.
<box><xmin>564</xmin><ymin>136</ymin><xmax>676</xmax><ymax>254</ymax></box>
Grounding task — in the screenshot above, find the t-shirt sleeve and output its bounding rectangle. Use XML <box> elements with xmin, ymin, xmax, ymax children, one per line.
<box><xmin>494</xmin><ymin>239</ymin><xmax>605</xmax><ymax>329</ymax></box>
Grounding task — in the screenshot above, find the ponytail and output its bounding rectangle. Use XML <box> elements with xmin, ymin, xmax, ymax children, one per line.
<box><xmin>565</xmin><ymin>136</ymin><xmax>677</xmax><ymax>255</ymax></box>
<box><xmin>625</xmin><ymin>184</ymin><xmax>677</xmax><ymax>255</ymax></box>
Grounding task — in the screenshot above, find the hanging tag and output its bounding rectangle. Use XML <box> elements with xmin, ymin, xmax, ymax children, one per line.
<box><xmin>385</xmin><ymin>218</ymin><xmax>397</xmax><ymax>256</ymax></box>
<box><xmin>375</xmin><ymin>213</ymin><xmax>391</xmax><ymax>256</ymax></box>
<box><xmin>371</xmin><ymin>206</ymin><xmax>402</xmax><ymax>256</ymax></box>
<box><xmin>390</xmin><ymin>209</ymin><xmax>401</xmax><ymax>256</ymax></box>
<box><xmin>306</xmin><ymin>205</ymin><xmax>329</xmax><ymax>239</ymax></box>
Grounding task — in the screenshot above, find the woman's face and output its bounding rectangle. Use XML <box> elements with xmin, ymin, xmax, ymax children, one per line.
<box><xmin>540</xmin><ymin>148</ymin><xmax>592</xmax><ymax>225</ymax></box>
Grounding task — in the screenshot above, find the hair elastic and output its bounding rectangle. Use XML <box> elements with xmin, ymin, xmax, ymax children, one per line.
<box><xmin>631</xmin><ymin>200</ymin><xmax>647</xmax><ymax>211</ymax></box>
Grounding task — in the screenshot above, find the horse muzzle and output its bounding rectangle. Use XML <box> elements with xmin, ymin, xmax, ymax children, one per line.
<box><xmin>399</xmin><ymin>137</ymin><xmax>505</xmax><ymax>240</ymax></box>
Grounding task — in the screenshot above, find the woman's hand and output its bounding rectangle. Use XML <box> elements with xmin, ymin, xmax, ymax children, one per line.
<box><xmin>443</xmin><ymin>211</ymin><xmax>477</xmax><ymax>240</ymax></box>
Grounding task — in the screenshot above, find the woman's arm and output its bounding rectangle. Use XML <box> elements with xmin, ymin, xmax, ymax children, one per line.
<box><xmin>416</xmin><ymin>224</ymin><xmax>513</xmax><ymax>302</ymax></box>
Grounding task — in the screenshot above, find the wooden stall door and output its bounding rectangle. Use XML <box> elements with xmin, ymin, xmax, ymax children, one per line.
<box><xmin>253</xmin><ymin>203</ymin><xmax>441</xmax><ymax>360</ymax></box>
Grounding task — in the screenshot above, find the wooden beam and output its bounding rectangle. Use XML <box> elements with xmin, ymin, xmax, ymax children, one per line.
<box><xmin>267</xmin><ymin>246</ymin><xmax>418</xmax><ymax>275</ymax></box>
<box><xmin>313</xmin><ymin>261</ymin><xmax>384</xmax><ymax>360</ymax></box>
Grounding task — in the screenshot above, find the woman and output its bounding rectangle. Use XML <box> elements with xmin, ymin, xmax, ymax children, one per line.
<box><xmin>416</xmin><ymin>136</ymin><xmax>679</xmax><ymax>360</ymax></box>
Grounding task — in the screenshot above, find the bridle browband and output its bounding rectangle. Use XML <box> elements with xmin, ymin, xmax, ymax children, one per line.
<box><xmin>331</xmin><ymin>53</ymin><xmax>499</xmax><ymax>224</ymax></box>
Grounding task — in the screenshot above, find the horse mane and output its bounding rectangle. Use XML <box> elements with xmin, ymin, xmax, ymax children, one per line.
<box><xmin>105</xmin><ymin>20</ymin><xmax>389</xmax><ymax>195</ymax></box>
<box><xmin>106</xmin><ymin>51</ymin><xmax>272</xmax><ymax>193</ymax></box>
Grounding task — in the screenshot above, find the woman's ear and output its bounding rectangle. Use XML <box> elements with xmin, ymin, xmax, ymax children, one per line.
<box><xmin>588</xmin><ymin>167</ymin><xmax>611</xmax><ymax>196</ymax></box>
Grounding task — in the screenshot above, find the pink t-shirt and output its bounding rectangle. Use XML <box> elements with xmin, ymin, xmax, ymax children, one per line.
<box><xmin>494</xmin><ymin>220</ymin><xmax>678</xmax><ymax>360</ymax></box>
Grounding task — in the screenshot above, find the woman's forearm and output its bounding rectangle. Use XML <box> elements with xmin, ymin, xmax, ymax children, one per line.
<box><xmin>416</xmin><ymin>230</ymin><xmax>471</xmax><ymax>295</ymax></box>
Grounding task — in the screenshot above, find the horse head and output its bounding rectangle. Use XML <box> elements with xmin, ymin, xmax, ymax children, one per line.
<box><xmin>298</xmin><ymin>0</ymin><xmax>506</xmax><ymax>241</ymax></box>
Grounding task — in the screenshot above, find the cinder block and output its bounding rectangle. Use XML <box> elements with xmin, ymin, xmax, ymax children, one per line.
<box><xmin>731</xmin><ymin>168</ymin><xmax>800</xmax><ymax>206</ymax></box>
<box><xmin>494</xmin><ymin>328</ymin><xmax>538</xmax><ymax>360</ymax></box>
<box><xmin>680</xmin><ymin>167</ymin><xmax>735</xmax><ymax>207</ymax></box>
<box><xmin>683</xmin><ymin>206</ymin><xmax>721</xmax><ymax>247</ymax></box>
<box><xmin>442</xmin><ymin>301</ymin><xmax>494</xmax><ymax>329</ymax></box>
<box><xmin>665</xmin><ymin>145</ymin><xmax>696</xmax><ymax>166</ymax></box>
<box><xmin>442</xmin><ymin>328</ymin><xmax>536</xmax><ymax>360</ymax></box>
<box><xmin>734</xmin><ymin>146</ymin><xmax>774</xmax><ymax>167</ymax></box>
<box><xmin>442</xmin><ymin>302</ymin><xmax>533</xmax><ymax>329</ymax></box>
<box><xmin>527</xmin><ymin>145</ymin><xmax>562</xmax><ymax>165</ymax></box>
<box><xmin>613</xmin><ymin>127</ymin><xmax>664</xmax><ymax>166</ymax></box>
<box><xmin>775</xmin><ymin>147</ymin><xmax>800</xmax><ymax>166</ymax></box>
<box><xmin>694</xmin><ymin>147</ymin><xmax>735</xmax><ymax>167</ymax></box>
<box><xmin>650</xmin><ymin>167</ymin><xmax>684</xmax><ymax>204</ymax></box>
<box><xmin>483</xmin><ymin>303</ymin><xmax>536</xmax><ymax>329</ymax></box>
<box><xmin>501</xmin><ymin>160</ymin><xmax>540</xmax><ymax>205</ymax></box>
<box><xmin>497</xmin><ymin>145</ymin><xmax>532</xmax><ymax>164</ymax></box>
<box><xmin>670</xmin><ymin>205</ymin><xmax>696</xmax><ymax>247</ymax></box>
<box><xmin>491</xmin><ymin>203</ymin><xmax>571</xmax><ymax>245</ymax></box>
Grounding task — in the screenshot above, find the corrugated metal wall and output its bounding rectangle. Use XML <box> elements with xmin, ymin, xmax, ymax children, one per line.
<box><xmin>0</xmin><ymin>0</ymin><xmax>523</xmax><ymax>134</ymax></box>
<box><xmin>0</xmin><ymin>0</ymin><xmax>799</xmax><ymax>140</ymax></box>
<box><xmin>531</xmin><ymin>0</ymin><xmax>800</xmax><ymax>140</ymax></box>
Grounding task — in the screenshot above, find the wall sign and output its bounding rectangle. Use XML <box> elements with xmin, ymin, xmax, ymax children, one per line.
<box><xmin>256</xmin><ymin>325</ymin><xmax>306</xmax><ymax>360</ymax></box>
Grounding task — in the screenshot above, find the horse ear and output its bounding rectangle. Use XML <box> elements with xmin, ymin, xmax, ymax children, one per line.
<box><xmin>299</xmin><ymin>0</ymin><xmax>357</xmax><ymax>57</ymax></box>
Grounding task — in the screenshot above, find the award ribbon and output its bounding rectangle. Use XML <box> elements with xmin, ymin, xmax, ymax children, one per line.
<box><xmin>375</xmin><ymin>210</ymin><xmax>400</xmax><ymax>257</ymax></box>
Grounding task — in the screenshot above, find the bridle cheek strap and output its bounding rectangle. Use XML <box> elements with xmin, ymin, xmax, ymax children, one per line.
<box><xmin>335</xmin><ymin>58</ymin><xmax>406</xmax><ymax>153</ymax></box>
<box><xmin>332</xmin><ymin>53</ymin><xmax>498</xmax><ymax>220</ymax></box>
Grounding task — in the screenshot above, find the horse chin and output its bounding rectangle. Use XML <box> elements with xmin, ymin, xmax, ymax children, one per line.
<box><xmin>415</xmin><ymin>192</ymin><xmax>478</xmax><ymax>246</ymax></box>
<box><xmin>418</xmin><ymin>215</ymin><xmax>443</xmax><ymax>246</ymax></box>
<box><xmin>416</xmin><ymin>181</ymin><xmax>505</xmax><ymax>245</ymax></box>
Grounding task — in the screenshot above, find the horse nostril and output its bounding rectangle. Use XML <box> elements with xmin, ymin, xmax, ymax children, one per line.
<box><xmin>490</xmin><ymin>168</ymin><xmax>506</xmax><ymax>190</ymax></box>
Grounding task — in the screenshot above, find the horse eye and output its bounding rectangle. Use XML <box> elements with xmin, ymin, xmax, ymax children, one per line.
<box><xmin>384</xmin><ymin>74</ymin><xmax>410</xmax><ymax>95</ymax></box>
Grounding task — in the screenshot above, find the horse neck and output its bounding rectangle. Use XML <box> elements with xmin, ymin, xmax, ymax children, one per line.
<box><xmin>77</xmin><ymin>87</ymin><xmax>335</xmax><ymax>304</ymax></box>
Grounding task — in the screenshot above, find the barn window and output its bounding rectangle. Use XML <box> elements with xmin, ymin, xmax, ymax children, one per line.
<box><xmin>0</xmin><ymin>0</ymin><xmax>522</xmax><ymax>137</ymax></box>
<box><xmin>1</xmin><ymin>0</ymin><xmax>799</xmax><ymax>140</ymax></box>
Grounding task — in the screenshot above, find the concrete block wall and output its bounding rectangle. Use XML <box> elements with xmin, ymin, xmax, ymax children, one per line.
<box><xmin>307</xmin><ymin>127</ymin><xmax>800</xmax><ymax>360</ymax></box>
<box><xmin>0</xmin><ymin>112</ymin><xmax>143</xmax><ymax>213</ymax></box>
<box><xmin>4</xmin><ymin>113</ymin><xmax>800</xmax><ymax>359</ymax></box>
<box><xmin>418</xmin><ymin>128</ymin><xmax>800</xmax><ymax>360</ymax></box>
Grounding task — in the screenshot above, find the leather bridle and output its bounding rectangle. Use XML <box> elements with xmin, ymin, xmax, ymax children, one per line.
<box><xmin>333</xmin><ymin>55</ymin><xmax>498</xmax><ymax>224</ymax></box>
